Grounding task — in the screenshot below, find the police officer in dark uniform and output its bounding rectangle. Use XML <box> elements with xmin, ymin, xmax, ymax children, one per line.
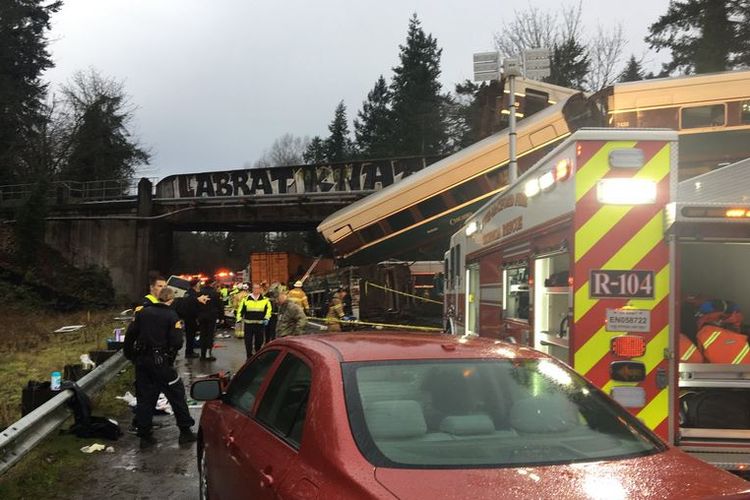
<box><xmin>124</xmin><ymin>286</ymin><xmax>196</xmax><ymax>449</ymax></box>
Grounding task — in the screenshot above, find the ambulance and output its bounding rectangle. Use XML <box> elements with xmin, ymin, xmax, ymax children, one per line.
<box><xmin>445</xmin><ymin>128</ymin><xmax>750</xmax><ymax>469</ymax></box>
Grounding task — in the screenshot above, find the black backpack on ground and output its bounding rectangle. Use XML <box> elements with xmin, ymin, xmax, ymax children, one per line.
<box><xmin>681</xmin><ymin>390</ymin><xmax>750</xmax><ymax>429</ymax></box>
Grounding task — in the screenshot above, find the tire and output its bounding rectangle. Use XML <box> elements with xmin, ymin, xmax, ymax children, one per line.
<box><xmin>199</xmin><ymin>443</ymin><xmax>210</xmax><ymax>500</ymax></box>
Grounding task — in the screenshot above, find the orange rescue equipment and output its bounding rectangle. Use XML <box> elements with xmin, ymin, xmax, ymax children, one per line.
<box><xmin>696</xmin><ymin>326</ymin><xmax>750</xmax><ymax>364</ymax></box>
<box><xmin>679</xmin><ymin>334</ymin><xmax>705</xmax><ymax>363</ymax></box>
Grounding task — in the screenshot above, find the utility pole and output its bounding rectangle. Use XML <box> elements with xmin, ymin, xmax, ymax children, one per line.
<box><xmin>503</xmin><ymin>58</ymin><xmax>522</xmax><ymax>184</ymax></box>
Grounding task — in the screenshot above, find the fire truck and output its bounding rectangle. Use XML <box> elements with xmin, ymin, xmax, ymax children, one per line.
<box><xmin>445</xmin><ymin>128</ymin><xmax>750</xmax><ymax>469</ymax></box>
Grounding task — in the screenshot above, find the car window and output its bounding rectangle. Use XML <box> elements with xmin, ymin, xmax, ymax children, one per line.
<box><xmin>224</xmin><ymin>350</ymin><xmax>280</xmax><ymax>413</ymax></box>
<box><xmin>343</xmin><ymin>358</ymin><xmax>663</xmax><ymax>469</ymax></box>
<box><xmin>256</xmin><ymin>354</ymin><xmax>312</xmax><ymax>448</ymax></box>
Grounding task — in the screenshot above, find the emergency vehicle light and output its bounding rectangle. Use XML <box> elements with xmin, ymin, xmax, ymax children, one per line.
<box><xmin>555</xmin><ymin>159</ymin><xmax>571</xmax><ymax>181</ymax></box>
<box><xmin>726</xmin><ymin>208</ymin><xmax>750</xmax><ymax>218</ymax></box>
<box><xmin>597</xmin><ymin>179</ymin><xmax>656</xmax><ymax>205</ymax></box>
<box><xmin>681</xmin><ymin>206</ymin><xmax>750</xmax><ymax>218</ymax></box>
<box><xmin>524</xmin><ymin>179</ymin><xmax>540</xmax><ymax>198</ymax></box>
<box><xmin>611</xmin><ymin>335</ymin><xmax>646</xmax><ymax>358</ymax></box>
<box><xmin>539</xmin><ymin>171</ymin><xmax>555</xmax><ymax>191</ymax></box>
<box><xmin>465</xmin><ymin>221</ymin><xmax>479</xmax><ymax>236</ymax></box>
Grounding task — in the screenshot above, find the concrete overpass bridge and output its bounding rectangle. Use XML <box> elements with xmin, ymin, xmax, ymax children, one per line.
<box><xmin>0</xmin><ymin>156</ymin><xmax>439</xmax><ymax>299</ymax></box>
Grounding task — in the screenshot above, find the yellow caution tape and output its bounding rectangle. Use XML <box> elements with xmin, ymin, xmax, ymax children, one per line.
<box><xmin>364</xmin><ymin>281</ymin><xmax>442</xmax><ymax>305</ymax></box>
<box><xmin>306</xmin><ymin>316</ymin><xmax>443</xmax><ymax>333</ymax></box>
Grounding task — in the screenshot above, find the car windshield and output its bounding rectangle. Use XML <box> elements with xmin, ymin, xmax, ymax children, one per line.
<box><xmin>343</xmin><ymin>358</ymin><xmax>663</xmax><ymax>468</ymax></box>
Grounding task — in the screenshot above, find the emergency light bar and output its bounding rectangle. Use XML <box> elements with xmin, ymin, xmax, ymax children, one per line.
<box><xmin>681</xmin><ymin>206</ymin><xmax>750</xmax><ymax>218</ymax></box>
<box><xmin>597</xmin><ymin>179</ymin><xmax>657</xmax><ymax>205</ymax></box>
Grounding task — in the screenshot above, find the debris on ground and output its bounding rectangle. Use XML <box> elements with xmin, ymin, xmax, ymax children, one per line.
<box><xmin>116</xmin><ymin>391</ymin><xmax>173</xmax><ymax>414</ymax></box>
<box><xmin>80</xmin><ymin>354</ymin><xmax>96</xmax><ymax>370</ymax></box>
<box><xmin>80</xmin><ymin>443</ymin><xmax>106</xmax><ymax>454</ymax></box>
<box><xmin>54</xmin><ymin>325</ymin><xmax>86</xmax><ymax>334</ymax></box>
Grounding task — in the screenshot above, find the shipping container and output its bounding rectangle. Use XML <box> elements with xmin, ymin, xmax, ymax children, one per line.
<box><xmin>248</xmin><ymin>252</ymin><xmax>334</xmax><ymax>286</ymax></box>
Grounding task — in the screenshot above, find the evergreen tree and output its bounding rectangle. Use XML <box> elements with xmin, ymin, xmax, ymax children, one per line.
<box><xmin>354</xmin><ymin>75</ymin><xmax>393</xmax><ymax>158</ymax></box>
<box><xmin>646</xmin><ymin>0</ymin><xmax>748</xmax><ymax>74</ymax></box>
<box><xmin>389</xmin><ymin>14</ymin><xmax>448</xmax><ymax>156</ymax></box>
<box><xmin>619</xmin><ymin>55</ymin><xmax>645</xmax><ymax>82</ymax></box>
<box><xmin>59</xmin><ymin>70</ymin><xmax>150</xmax><ymax>182</ymax></box>
<box><xmin>0</xmin><ymin>0</ymin><xmax>62</xmax><ymax>185</ymax></box>
<box><xmin>303</xmin><ymin>136</ymin><xmax>327</xmax><ymax>164</ymax></box>
<box><xmin>545</xmin><ymin>38</ymin><xmax>590</xmax><ymax>90</ymax></box>
<box><xmin>324</xmin><ymin>100</ymin><xmax>354</xmax><ymax>162</ymax></box>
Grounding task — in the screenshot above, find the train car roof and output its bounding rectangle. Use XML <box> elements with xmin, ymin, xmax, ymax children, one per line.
<box><xmin>318</xmin><ymin>95</ymin><xmax>578</xmax><ymax>234</ymax></box>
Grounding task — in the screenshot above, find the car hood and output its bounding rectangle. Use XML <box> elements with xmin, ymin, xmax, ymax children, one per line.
<box><xmin>374</xmin><ymin>448</ymin><xmax>750</xmax><ymax>500</ymax></box>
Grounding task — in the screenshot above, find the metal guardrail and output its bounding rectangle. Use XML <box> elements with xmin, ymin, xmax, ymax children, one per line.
<box><xmin>0</xmin><ymin>351</ymin><xmax>129</xmax><ymax>475</ymax></box>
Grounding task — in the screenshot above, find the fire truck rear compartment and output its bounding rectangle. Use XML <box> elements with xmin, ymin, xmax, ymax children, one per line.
<box><xmin>678</xmin><ymin>240</ymin><xmax>750</xmax><ymax>470</ymax></box>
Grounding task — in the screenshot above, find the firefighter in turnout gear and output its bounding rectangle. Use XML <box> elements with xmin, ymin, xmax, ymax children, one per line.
<box><xmin>236</xmin><ymin>283</ymin><xmax>271</xmax><ymax>357</ymax></box>
<box><xmin>288</xmin><ymin>280</ymin><xmax>310</xmax><ymax>313</ymax></box>
<box><xmin>124</xmin><ymin>287</ymin><xmax>196</xmax><ymax>449</ymax></box>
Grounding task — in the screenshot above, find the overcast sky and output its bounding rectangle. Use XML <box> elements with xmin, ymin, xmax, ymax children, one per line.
<box><xmin>44</xmin><ymin>0</ymin><xmax>670</xmax><ymax>179</ymax></box>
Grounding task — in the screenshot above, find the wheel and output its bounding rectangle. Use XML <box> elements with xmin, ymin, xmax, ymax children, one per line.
<box><xmin>199</xmin><ymin>443</ymin><xmax>210</xmax><ymax>500</ymax></box>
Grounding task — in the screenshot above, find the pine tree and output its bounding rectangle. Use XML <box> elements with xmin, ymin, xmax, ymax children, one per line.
<box><xmin>324</xmin><ymin>101</ymin><xmax>354</xmax><ymax>162</ymax></box>
<box><xmin>354</xmin><ymin>75</ymin><xmax>393</xmax><ymax>158</ymax></box>
<box><xmin>0</xmin><ymin>0</ymin><xmax>62</xmax><ymax>185</ymax></box>
<box><xmin>646</xmin><ymin>0</ymin><xmax>748</xmax><ymax>74</ymax></box>
<box><xmin>545</xmin><ymin>38</ymin><xmax>590</xmax><ymax>90</ymax></box>
<box><xmin>619</xmin><ymin>55</ymin><xmax>645</xmax><ymax>82</ymax></box>
<box><xmin>303</xmin><ymin>136</ymin><xmax>327</xmax><ymax>164</ymax></box>
<box><xmin>59</xmin><ymin>70</ymin><xmax>150</xmax><ymax>182</ymax></box>
<box><xmin>389</xmin><ymin>14</ymin><xmax>448</xmax><ymax>156</ymax></box>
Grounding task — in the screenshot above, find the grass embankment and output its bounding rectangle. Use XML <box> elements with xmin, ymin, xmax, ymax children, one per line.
<box><xmin>0</xmin><ymin>307</ymin><xmax>123</xmax><ymax>428</ymax></box>
<box><xmin>0</xmin><ymin>306</ymin><xmax>135</xmax><ymax>499</ymax></box>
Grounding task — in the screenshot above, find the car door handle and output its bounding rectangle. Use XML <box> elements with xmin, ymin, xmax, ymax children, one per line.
<box><xmin>260</xmin><ymin>467</ymin><xmax>274</xmax><ymax>489</ymax></box>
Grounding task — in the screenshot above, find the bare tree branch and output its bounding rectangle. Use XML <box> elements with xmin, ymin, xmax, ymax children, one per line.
<box><xmin>588</xmin><ymin>23</ymin><xmax>627</xmax><ymax>91</ymax></box>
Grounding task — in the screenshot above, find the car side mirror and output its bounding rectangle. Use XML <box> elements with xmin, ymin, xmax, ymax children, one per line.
<box><xmin>191</xmin><ymin>378</ymin><xmax>223</xmax><ymax>401</ymax></box>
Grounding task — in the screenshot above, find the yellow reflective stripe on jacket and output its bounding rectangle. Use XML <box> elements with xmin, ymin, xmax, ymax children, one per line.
<box><xmin>145</xmin><ymin>294</ymin><xmax>159</xmax><ymax>304</ymax></box>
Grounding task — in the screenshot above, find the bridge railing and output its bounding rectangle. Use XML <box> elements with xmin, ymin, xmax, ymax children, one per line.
<box><xmin>0</xmin><ymin>178</ymin><xmax>155</xmax><ymax>207</ymax></box>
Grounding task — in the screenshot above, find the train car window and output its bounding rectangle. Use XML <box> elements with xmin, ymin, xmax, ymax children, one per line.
<box><xmin>452</xmin><ymin>178</ymin><xmax>483</xmax><ymax>204</ymax></box>
<box><xmin>360</xmin><ymin>223</ymin><xmax>385</xmax><ymax>242</ymax></box>
<box><xmin>681</xmin><ymin>104</ymin><xmax>725</xmax><ymax>129</ymax></box>
<box><xmin>416</xmin><ymin>196</ymin><xmax>448</xmax><ymax>218</ymax></box>
<box><xmin>386</xmin><ymin>210</ymin><xmax>414</xmax><ymax>232</ymax></box>
<box><xmin>637</xmin><ymin>108</ymin><xmax>679</xmax><ymax>129</ymax></box>
<box><xmin>741</xmin><ymin>101</ymin><xmax>750</xmax><ymax>125</ymax></box>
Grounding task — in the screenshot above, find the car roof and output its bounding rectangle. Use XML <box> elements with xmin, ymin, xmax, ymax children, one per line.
<box><xmin>275</xmin><ymin>332</ymin><xmax>548</xmax><ymax>363</ymax></box>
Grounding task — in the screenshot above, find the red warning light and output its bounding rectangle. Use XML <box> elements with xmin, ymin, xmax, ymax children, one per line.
<box><xmin>611</xmin><ymin>335</ymin><xmax>646</xmax><ymax>358</ymax></box>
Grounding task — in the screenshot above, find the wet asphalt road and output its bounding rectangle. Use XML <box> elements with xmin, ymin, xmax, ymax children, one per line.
<box><xmin>71</xmin><ymin>333</ymin><xmax>249</xmax><ymax>500</ymax></box>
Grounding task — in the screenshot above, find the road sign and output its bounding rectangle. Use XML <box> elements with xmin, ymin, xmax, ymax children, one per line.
<box><xmin>523</xmin><ymin>48</ymin><xmax>550</xmax><ymax>81</ymax></box>
<box><xmin>503</xmin><ymin>57</ymin><xmax>522</xmax><ymax>77</ymax></box>
<box><xmin>473</xmin><ymin>52</ymin><xmax>501</xmax><ymax>82</ymax></box>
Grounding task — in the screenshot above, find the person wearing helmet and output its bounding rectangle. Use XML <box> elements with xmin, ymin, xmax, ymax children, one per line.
<box><xmin>287</xmin><ymin>280</ymin><xmax>310</xmax><ymax>313</ymax></box>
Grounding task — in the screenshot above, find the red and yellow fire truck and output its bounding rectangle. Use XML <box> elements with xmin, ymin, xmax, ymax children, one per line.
<box><xmin>445</xmin><ymin>128</ymin><xmax>750</xmax><ymax>469</ymax></box>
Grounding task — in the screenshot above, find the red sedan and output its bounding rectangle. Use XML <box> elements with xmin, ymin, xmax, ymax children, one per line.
<box><xmin>191</xmin><ymin>333</ymin><xmax>750</xmax><ymax>499</ymax></box>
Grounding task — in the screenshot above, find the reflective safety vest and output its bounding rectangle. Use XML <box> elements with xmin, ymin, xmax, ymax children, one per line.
<box><xmin>679</xmin><ymin>334</ymin><xmax>705</xmax><ymax>363</ymax></box>
<box><xmin>143</xmin><ymin>294</ymin><xmax>159</xmax><ymax>306</ymax></box>
<box><xmin>236</xmin><ymin>295</ymin><xmax>271</xmax><ymax>324</ymax></box>
<box><xmin>697</xmin><ymin>326</ymin><xmax>750</xmax><ymax>364</ymax></box>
